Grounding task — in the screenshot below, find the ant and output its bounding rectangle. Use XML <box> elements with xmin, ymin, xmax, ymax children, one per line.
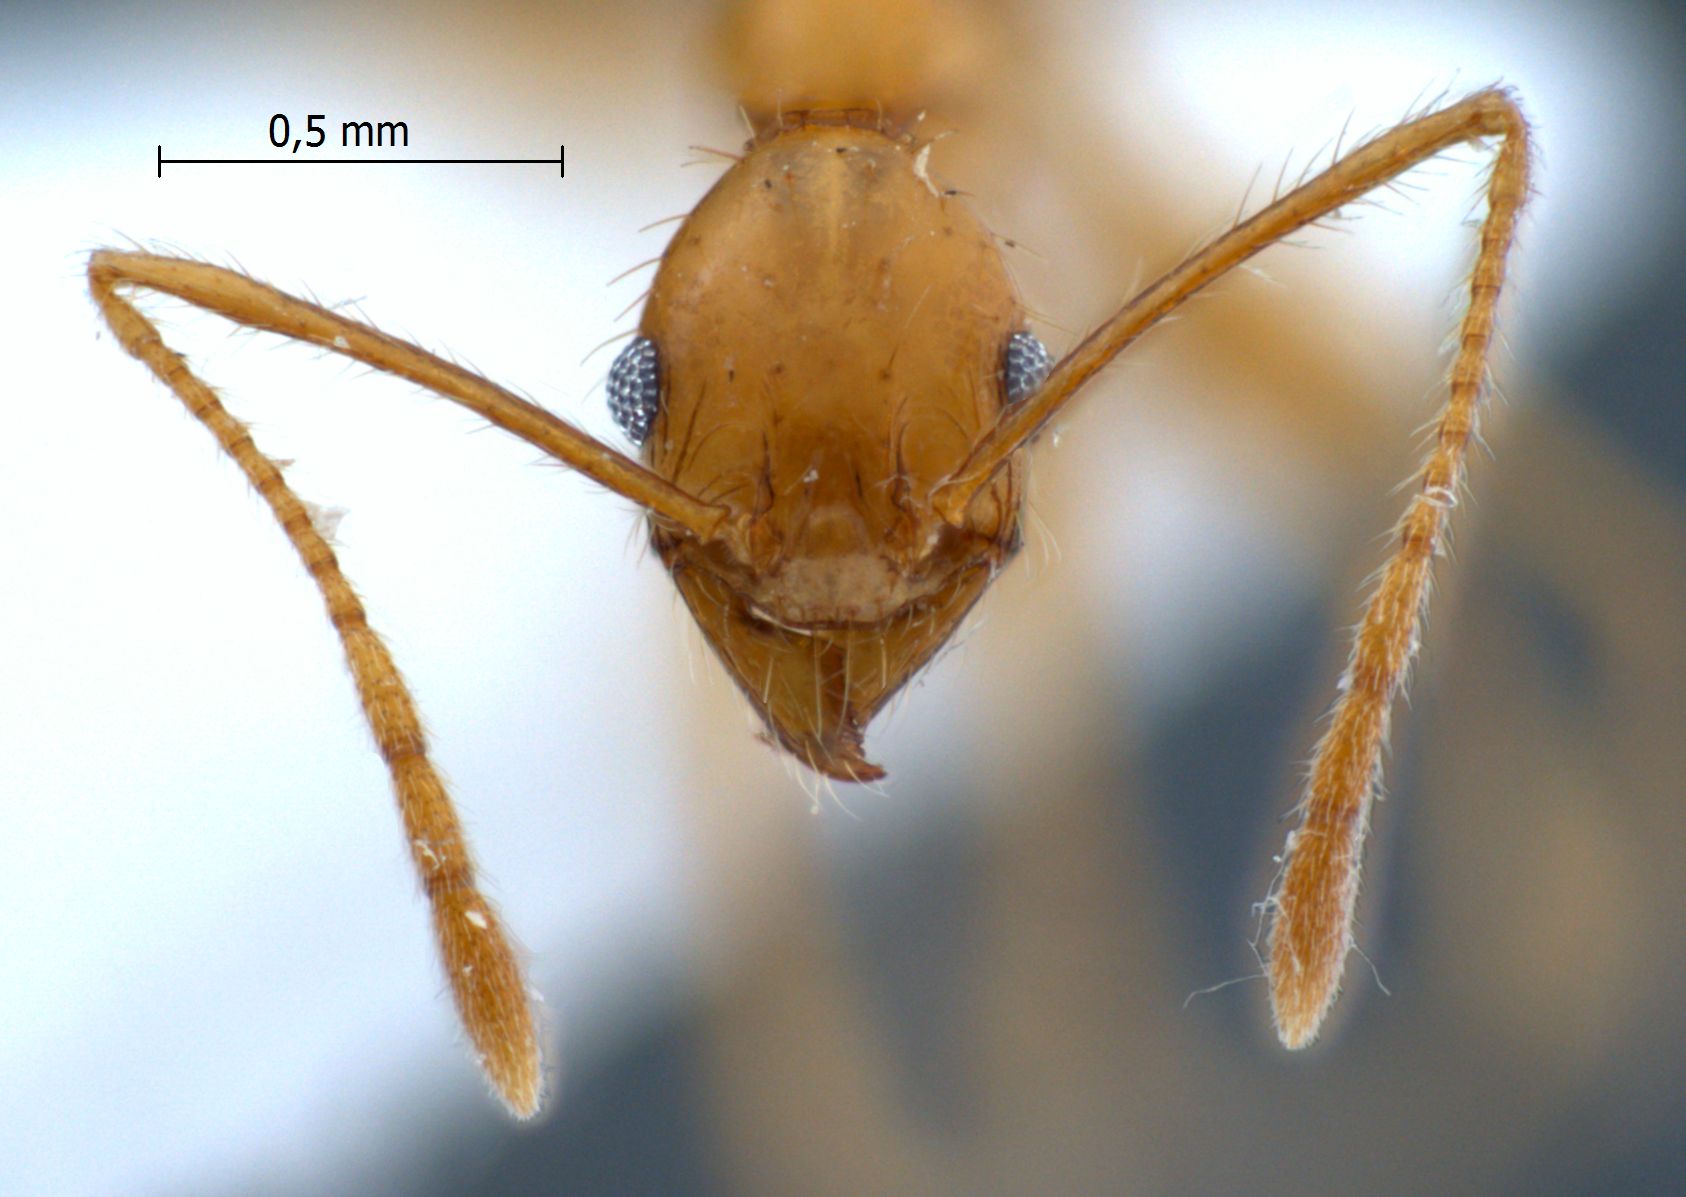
<box><xmin>89</xmin><ymin>86</ymin><xmax>1529</xmax><ymax>1116</ymax></box>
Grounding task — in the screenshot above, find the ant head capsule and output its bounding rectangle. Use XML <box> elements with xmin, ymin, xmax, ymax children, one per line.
<box><xmin>638</xmin><ymin>118</ymin><xmax>1029</xmax><ymax>781</ymax></box>
<box><xmin>607</xmin><ymin>336</ymin><xmax>661</xmax><ymax>446</ymax></box>
<box><xmin>1002</xmin><ymin>330</ymin><xmax>1051</xmax><ymax>404</ymax></box>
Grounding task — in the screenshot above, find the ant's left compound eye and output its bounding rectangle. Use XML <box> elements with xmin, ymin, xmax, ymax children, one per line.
<box><xmin>1002</xmin><ymin>330</ymin><xmax>1052</xmax><ymax>405</ymax></box>
<box><xmin>607</xmin><ymin>336</ymin><xmax>662</xmax><ymax>446</ymax></box>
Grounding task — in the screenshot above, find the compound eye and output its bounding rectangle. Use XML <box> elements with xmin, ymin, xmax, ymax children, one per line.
<box><xmin>1001</xmin><ymin>330</ymin><xmax>1052</xmax><ymax>405</ymax></box>
<box><xmin>607</xmin><ymin>336</ymin><xmax>661</xmax><ymax>446</ymax></box>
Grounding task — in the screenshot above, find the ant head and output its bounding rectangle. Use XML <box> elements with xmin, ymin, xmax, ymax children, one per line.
<box><xmin>618</xmin><ymin>113</ymin><xmax>1041</xmax><ymax>778</ymax></box>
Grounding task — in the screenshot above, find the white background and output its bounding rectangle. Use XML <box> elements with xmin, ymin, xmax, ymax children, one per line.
<box><xmin>3</xmin><ymin>1</ymin><xmax>1681</xmax><ymax>1193</ymax></box>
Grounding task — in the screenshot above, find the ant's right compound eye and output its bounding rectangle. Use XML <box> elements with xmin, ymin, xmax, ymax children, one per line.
<box><xmin>607</xmin><ymin>336</ymin><xmax>662</xmax><ymax>446</ymax></box>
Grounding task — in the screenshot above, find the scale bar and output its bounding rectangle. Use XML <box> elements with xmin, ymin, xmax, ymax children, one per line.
<box><xmin>158</xmin><ymin>145</ymin><xmax>565</xmax><ymax>178</ymax></box>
